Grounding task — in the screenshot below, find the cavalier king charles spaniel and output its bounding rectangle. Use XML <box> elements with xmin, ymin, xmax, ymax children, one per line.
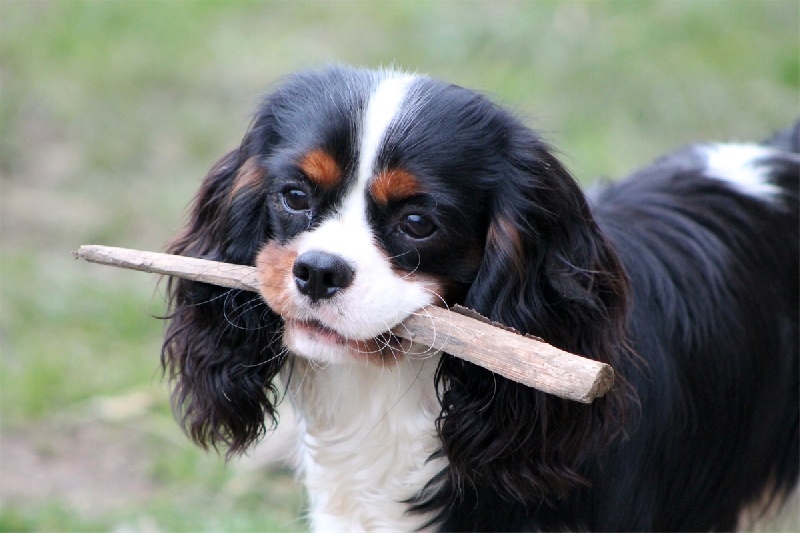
<box><xmin>162</xmin><ymin>66</ymin><xmax>798</xmax><ymax>531</ymax></box>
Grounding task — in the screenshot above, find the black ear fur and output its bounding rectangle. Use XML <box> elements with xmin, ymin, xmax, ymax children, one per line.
<box><xmin>161</xmin><ymin>144</ymin><xmax>286</xmax><ymax>457</ymax></box>
<box><xmin>434</xmin><ymin>127</ymin><xmax>637</xmax><ymax>506</ymax></box>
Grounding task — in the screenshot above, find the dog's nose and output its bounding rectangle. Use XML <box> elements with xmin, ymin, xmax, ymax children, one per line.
<box><xmin>293</xmin><ymin>251</ymin><xmax>354</xmax><ymax>302</ymax></box>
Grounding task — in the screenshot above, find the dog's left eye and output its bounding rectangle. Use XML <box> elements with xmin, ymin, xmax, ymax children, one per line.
<box><xmin>399</xmin><ymin>213</ymin><xmax>436</xmax><ymax>239</ymax></box>
<box><xmin>282</xmin><ymin>188</ymin><xmax>311</xmax><ymax>212</ymax></box>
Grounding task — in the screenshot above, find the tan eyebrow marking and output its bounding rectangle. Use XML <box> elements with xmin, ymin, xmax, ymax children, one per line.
<box><xmin>370</xmin><ymin>168</ymin><xmax>421</xmax><ymax>204</ymax></box>
<box><xmin>299</xmin><ymin>149</ymin><xmax>343</xmax><ymax>189</ymax></box>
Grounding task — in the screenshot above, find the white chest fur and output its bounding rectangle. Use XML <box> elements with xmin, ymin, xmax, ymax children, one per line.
<box><xmin>286</xmin><ymin>352</ymin><xmax>445</xmax><ymax>532</ymax></box>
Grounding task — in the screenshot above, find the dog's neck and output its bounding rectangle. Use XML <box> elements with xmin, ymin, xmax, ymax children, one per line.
<box><xmin>284</xmin><ymin>350</ymin><xmax>445</xmax><ymax>532</ymax></box>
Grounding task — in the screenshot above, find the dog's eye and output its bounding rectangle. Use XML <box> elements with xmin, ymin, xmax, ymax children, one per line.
<box><xmin>282</xmin><ymin>188</ymin><xmax>310</xmax><ymax>212</ymax></box>
<box><xmin>399</xmin><ymin>213</ymin><xmax>436</xmax><ymax>239</ymax></box>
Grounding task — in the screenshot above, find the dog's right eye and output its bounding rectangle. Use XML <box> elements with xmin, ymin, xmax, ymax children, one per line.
<box><xmin>398</xmin><ymin>213</ymin><xmax>436</xmax><ymax>240</ymax></box>
<box><xmin>281</xmin><ymin>189</ymin><xmax>310</xmax><ymax>212</ymax></box>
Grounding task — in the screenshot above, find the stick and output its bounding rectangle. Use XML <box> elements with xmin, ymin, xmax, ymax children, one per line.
<box><xmin>74</xmin><ymin>244</ymin><xmax>614</xmax><ymax>403</ymax></box>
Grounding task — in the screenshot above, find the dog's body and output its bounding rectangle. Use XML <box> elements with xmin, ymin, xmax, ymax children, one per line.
<box><xmin>163</xmin><ymin>67</ymin><xmax>799</xmax><ymax>531</ymax></box>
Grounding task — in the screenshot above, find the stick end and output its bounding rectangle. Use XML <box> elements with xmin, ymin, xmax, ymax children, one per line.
<box><xmin>581</xmin><ymin>364</ymin><xmax>615</xmax><ymax>403</ymax></box>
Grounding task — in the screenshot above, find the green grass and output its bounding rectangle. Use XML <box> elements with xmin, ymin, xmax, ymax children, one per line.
<box><xmin>1</xmin><ymin>0</ymin><xmax>798</xmax><ymax>531</ymax></box>
<box><xmin>0</xmin><ymin>503</ymin><xmax>109</xmax><ymax>533</ymax></box>
<box><xmin>1</xmin><ymin>253</ymin><xmax>163</xmax><ymax>421</ymax></box>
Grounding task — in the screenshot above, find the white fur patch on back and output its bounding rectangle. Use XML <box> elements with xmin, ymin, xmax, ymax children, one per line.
<box><xmin>702</xmin><ymin>143</ymin><xmax>782</xmax><ymax>200</ymax></box>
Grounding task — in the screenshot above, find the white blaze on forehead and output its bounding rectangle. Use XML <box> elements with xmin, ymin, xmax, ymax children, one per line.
<box><xmin>357</xmin><ymin>72</ymin><xmax>416</xmax><ymax>188</ymax></box>
<box><xmin>702</xmin><ymin>143</ymin><xmax>782</xmax><ymax>201</ymax></box>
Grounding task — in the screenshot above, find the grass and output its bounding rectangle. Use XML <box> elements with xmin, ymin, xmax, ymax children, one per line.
<box><xmin>1</xmin><ymin>1</ymin><xmax>797</xmax><ymax>531</ymax></box>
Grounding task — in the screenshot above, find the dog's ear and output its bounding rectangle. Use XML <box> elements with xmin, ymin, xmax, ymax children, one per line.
<box><xmin>162</xmin><ymin>139</ymin><xmax>286</xmax><ymax>457</ymax></box>
<box><xmin>435</xmin><ymin>128</ymin><xmax>637</xmax><ymax>506</ymax></box>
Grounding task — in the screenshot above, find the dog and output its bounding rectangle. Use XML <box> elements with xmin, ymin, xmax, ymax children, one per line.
<box><xmin>162</xmin><ymin>66</ymin><xmax>799</xmax><ymax>531</ymax></box>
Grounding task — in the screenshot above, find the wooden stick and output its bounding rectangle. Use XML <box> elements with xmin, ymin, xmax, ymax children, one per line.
<box><xmin>74</xmin><ymin>244</ymin><xmax>614</xmax><ymax>403</ymax></box>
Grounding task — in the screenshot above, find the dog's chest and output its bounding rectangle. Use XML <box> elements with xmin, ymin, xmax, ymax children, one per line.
<box><xmin>289</xmin><ymin>354</ymin><xmax>445</xmax><ymax>532</ymax></box>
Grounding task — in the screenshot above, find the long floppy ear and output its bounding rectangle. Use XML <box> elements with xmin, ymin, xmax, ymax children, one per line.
<box><xmin>161</xmin><ymin>142</ymin><xmax>286</xmax><ymax>457</ymax></box>
<box><xmin>435</xmin><ymin>127</ymin><xmax>637</xmax><ymax>506</ymax></box>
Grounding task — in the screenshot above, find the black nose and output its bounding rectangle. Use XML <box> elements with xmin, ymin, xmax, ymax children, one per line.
<box><xmin>293</xmin><ymin>251</ymin><xmax>354</xmax><ymax>302</ymax></box>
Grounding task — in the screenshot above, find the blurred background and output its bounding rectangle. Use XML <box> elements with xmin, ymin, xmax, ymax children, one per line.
<box><xmin>1</xmin><ymin>1</ymin><xmax>797</xmax><ymax>531</ymax></box>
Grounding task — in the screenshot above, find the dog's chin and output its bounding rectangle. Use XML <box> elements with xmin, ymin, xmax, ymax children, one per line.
<box><xmin>283</xmin><ymin>319</ymin><xmax>408</xmax><ymax>365</ymax></box>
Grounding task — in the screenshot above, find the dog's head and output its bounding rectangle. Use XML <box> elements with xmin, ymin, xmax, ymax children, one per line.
<box><xmin>163</xmin><ymin>66</ymin><xmax>633</xmax><ymax>503</ymax></box>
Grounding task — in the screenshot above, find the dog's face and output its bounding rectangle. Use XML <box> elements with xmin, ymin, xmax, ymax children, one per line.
<box><xmin>249</xmin><ymin>70</ymin><xmax>506</xmax><ymax>364</ymax></box>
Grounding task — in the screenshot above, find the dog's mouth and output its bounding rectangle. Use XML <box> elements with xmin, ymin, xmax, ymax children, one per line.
<box><xmin>288</xmin><ymin>319</ymin><xmax>359</xmax><ymax>347</ymax></box>
<box><xmin>284</xmin><ymin>318</ymin><xmax>407</xmax><ymax>360</ymax></box>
